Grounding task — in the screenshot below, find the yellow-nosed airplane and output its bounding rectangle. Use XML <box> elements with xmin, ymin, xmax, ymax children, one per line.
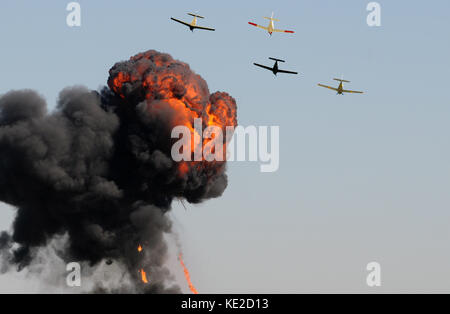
<box><xmin>171</xmin><ymin>13</ymin><xmax>215</xmax><ymax>32</ymax></box>
<box><xmin>248</xmin><ymin>12</ymin><xmax>294</xmax><ymax>36</ymax></box>
<box><xmin>318</xmin><ymin>78</ymin><xmax>364</xmax><ymax>95</ymax></box>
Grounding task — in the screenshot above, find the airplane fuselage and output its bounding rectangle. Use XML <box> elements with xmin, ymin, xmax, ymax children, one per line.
<box><xmin>267</xmin><ymin>20</ymin><xmax>274</xmax><ymax>35</ymax></box>
<box><xmin>272</xmin><ymin>61</ymin><xmax>279</xmax><ymax>74</ymax></box>
<box><xmin>337</xmin><ymin>82</ymin><xmax>344</xmax><ymax>94</ymax></box>
<box><xmin>189</xmin><ymin>17</ymin><xmax>197</xmax><ymax>31</ymax></box>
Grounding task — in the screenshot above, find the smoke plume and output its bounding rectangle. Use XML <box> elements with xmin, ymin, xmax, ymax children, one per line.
<box><xmin>0</xmin><ymin>50</ymin><xmax>237</xmax><ymax>293</ymax></box>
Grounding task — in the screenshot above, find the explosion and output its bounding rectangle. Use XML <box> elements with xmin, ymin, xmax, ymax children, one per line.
<box><xmin>0</xmin><ymin>50</ymin><xmax>237</xmax><ymax>293</ymax></box>
<box><xmin>107</xmin><ymin>50</ymin><xmax>237</xmax><ymax>182</ymax></box>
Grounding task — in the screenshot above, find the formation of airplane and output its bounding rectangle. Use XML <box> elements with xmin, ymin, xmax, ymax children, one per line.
<box><xmin>171</xmin><ymin>13</ymin><xmax>215</xmax><ymax>32</ymax></box>
<box><xmin>254</xmin><ymin>57</ymin><xmax>298</xmax><ymax>76</ymax></box>
<box><xmin>318</xmin><ymin>78</ymin><xmax>364</xmax><ymax>95</ymax></box>
<box><xmin>248</xmin><ymin>12</ymin><xmax>294</xmax><ymax>36</ymax></box>
<box><xmin>169</xmin><ymin>11</ymin><xmax>365</xmax><ymax>95</ymax></box>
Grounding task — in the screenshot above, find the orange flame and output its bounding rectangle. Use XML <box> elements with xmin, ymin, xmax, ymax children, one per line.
<box><xmin>137</xmin><ymin>245</ymin><xmax>148</xmax><ymax>283</ymax></box>
<box><xmin>140</xmin><ymin>269</ymin><xmax>149</xmax><ymax>283</ymax></box>
<box><xmin>179</xmin><ymin>254</ymin><xmax>198</xmax><ymax>294</ymax></box>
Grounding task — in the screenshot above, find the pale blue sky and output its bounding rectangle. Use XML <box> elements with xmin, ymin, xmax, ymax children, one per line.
<box><xmin>1</xmin><ymin>0</ymin><xmax>450</xmax><ymax>293</ymax></box>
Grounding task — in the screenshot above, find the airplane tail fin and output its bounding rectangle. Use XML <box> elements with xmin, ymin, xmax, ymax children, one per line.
<box><xmin>333</xmin><ymin>78</ymin><xmax>350</xmax><ymax>83</ymax></box>
<box><xmin>269</xmin><ymin>57</ymin><xmax>285</xmax><ymax>63</ymax></box>
<box><xmin>188</xmin><ymin>13</ymin><xmax>204</xmax><ymax>19</ymax></box>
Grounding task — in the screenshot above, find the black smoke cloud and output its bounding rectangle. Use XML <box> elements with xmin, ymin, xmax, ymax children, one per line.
<box><xmin>0</xmin><ymin>50</ymin><xmax>237</xmax><ymax>293</ymax></box>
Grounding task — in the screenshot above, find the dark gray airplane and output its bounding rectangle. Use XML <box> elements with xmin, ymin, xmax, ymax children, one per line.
<box><xmin>253</xmin><ymin>57</ymin><xmax>298</xmax><ymax>76</ymax></box>
<box><xmin>171</xmin><ymin>13</ymin><xmax>215</xmax><ymax>32</ymax></box>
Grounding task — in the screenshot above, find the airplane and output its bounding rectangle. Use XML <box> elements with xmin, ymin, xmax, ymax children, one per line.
<box><xmin>317</xmin><ymin>77</ymin><xmax>364</xmax><ymax>95</ymax></box>
<box><xmin>254</xmin><ymin>57</ymin><xmax>298</xmax><ymax>76</ymax></box>
<box><xmin>171</xmin><ymin>13</ymin><xmax>215</xmax><ymax>32</ymax></box>
<box><xmin>248</xmin><ymin>12</ymin><xmax>294</xmax><ymax>36</ymax></box>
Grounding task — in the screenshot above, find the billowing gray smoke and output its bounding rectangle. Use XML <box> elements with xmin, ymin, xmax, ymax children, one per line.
<box><xmin>0</xmin><ymin>50</ymin><xmax>237</xmax><ymax>293</ymax></box>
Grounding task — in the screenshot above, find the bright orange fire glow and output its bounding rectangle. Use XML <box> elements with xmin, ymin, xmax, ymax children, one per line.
<box><xmin>137</xmin><ymin>245</ymin><xmax>148</xmax><ymax>283</ymax></box>
<box><xmin>179</xmin><ymin>254</ymin><xmax>198</xmax><ymax>294</ymax></box>
<box><xmin>111</xmin><ymin>72</ymin><xmax>130</xmax><ymax>98</ymax></box>
<box><xmin>140</xmin><ymin>269</ymin><xmax>149</xmax><ymax>284</ymax></box>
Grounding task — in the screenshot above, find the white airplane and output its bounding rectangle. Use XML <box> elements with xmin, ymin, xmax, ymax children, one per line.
<box><xmin>248</xmin><ymin>12</ymin><xmax>294</xmax><ymax>36</ymax></box>
<box><xmin>318</xmin><ymin>77</ymin><xmax>364</xmax><ymax>95</ymax></box>
<box><xmin>171</xmin><ymin>13</ymin><xmax>215</xmax><ymax>32</ymax></box>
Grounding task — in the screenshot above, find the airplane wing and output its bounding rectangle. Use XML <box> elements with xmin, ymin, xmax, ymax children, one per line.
<box><xmin>192</xmin><ymin>25</ymin><xmax>215</xmax><ymax>31</ymax></box>
<box><xmin>342</xmin><ymin>89</ymin><xmax>364</xmax><ymax>94</ymax></box>
<box><xmin>253</xmin><ymin>63</ymin><xmax>273</xmax><ymax>71</ymax></box>
<box><xmin>277</xmin><ymin>69</ymin><xmax>298</xmax><ymax>75</ymax></box>
<box><xmin>273</xmin><ymin>29</ymin><xmax>295</xmax><ymax>33</ymax></box>
<box><xmin>171</xmin><ymin>17</ymin><xmax>191</xmax><ymax>28</ymax></box>
<box><xmin>318</xmin><ymin>84</ymin><xmax>338</xmax><ymax>91</ymax></box>
<box><xmin>248</xmin><ymin>22</ymin><xmax>269</xmax><ymax>31</ymax></box>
